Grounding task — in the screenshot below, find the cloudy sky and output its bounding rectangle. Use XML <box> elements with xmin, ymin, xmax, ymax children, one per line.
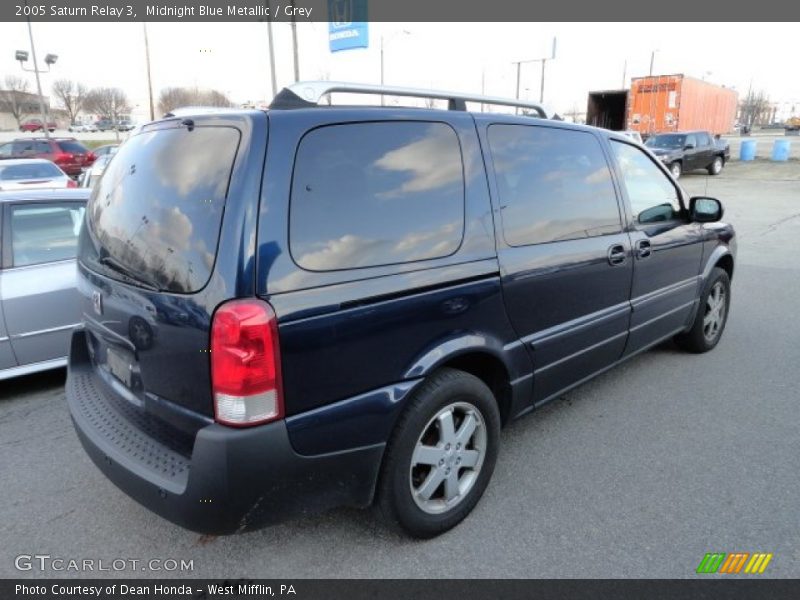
<box><xmin>1</xmin><ymin>21</ymin><xmax>798</xmax><ymax>120</ymax></box>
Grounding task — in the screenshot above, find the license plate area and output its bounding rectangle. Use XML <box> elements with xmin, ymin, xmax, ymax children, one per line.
<box><xmin>106</xmin><ymin>346</ymin><xmax>133</xmax><ymax>388</ymax></box>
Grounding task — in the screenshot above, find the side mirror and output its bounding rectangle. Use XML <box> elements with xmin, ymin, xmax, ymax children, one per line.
<box><xmin>684</xmin><ymin>143</ymin><xmax>696</xmax><ymax>150</ymax></box>
<box><xmin>690</xmin><ymin>196</ymin><xmax>723</xmax><ymax>223</ymax></box>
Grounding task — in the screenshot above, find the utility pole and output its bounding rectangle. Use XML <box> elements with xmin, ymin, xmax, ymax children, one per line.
<box><xmin>290</xmin><ymin>1</ymin><xmax>300</xmax><ymax>82</ymax></box>
<box><xmin>143</xmin><ymin>23</ymin><xmax>155</xmax><ymax>120</ymax></box>
<box><xmin>24</xmin><ymin>8</ymin><xmax>50</xmax><ymax>139</ymax></box>
<box><xmin>622</xmin><ymin>59</ymin><xmax>627</xmax><ymax>89</ymax></box>
<box><xmin>512</xmin><ymin>38</ymin><xmax>557</xmax><ymax>113</ymax></box>
<box><xmin>266</xmin><ymin>0</ymin><xmax>277</xmax><ymax>99</ymax></box>
<box><xmin>649</xmin><ymin>50</ymin><xmax>657</xmax><ymax>76</ymax></box>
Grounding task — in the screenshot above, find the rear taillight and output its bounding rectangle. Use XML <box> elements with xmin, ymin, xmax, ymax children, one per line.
<box><xmin>86</xmin><ymin>152</ymin><xmax>96</xmax><ymax>164</ymax></box>
<box><xmin>66</xmin><ymin>178</ymin><xmax>77</xmax><ymax>188</ymax></box>
<box><xmin>53</xmin><ymin>152</ymin><xmax>71</xmax><ymax>164</ymax></box>
<box><xmin>211</xmin><ymin>299</ymin><xmax>283</xmax><ymax>427</ymax></box>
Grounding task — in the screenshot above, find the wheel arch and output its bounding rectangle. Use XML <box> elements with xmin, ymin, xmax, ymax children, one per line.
<box><xmin>702</xmin><ymin>245</ymin><xmax>734</xmax><ymax>282</ymax></box>
<box><xmin>404</xmin><ymin>334</ymin><xmax>517</xmax><ymax>426</ymax></box>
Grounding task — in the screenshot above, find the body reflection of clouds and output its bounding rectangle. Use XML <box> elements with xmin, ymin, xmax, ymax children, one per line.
<box><xmin>373</xmin><ymin>124</ymin><xmax>463</xmax><ymax>198</ymax></box>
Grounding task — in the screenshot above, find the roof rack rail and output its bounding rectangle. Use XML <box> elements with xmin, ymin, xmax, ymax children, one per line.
<box><xmin>269</xmin><ymin>81</ymin><xmax>556</xmax><ymax>119</ymax></box>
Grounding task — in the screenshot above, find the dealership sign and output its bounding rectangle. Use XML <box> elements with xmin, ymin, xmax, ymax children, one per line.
<box><xmin>328</xmin><ymin>0</ymin><xmax>369</xmax><ymax>52</ymax></box>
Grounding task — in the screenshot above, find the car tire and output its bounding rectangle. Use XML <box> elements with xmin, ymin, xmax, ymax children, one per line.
<box><xmin>675</xmin><ymin>267</ymin><xmax>731</xmax><ymax>353</ymax></box>
<box><xmin>669</xmin><ymin>161</ymin><xmax>682</xmax><ymax>179</ymax></box>
<box><xmin>377</xmin><ymin>368</ymin><xmax>501</xmax><ymax>539</ymax></box>
<box><xmin>708</xmin><ymin>156</ymin><xmax>724</xmax><ymax>175</ymax></box>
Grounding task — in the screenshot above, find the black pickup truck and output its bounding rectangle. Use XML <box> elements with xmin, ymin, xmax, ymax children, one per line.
<box><xmin>644</xmin><ymin>131</ymin><xmax>730</xmax><ymax>179</ymax></box>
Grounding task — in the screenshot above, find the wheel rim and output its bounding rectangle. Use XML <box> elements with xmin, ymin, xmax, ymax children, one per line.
<box><xmin>713</xmin><ymin>158</ymin><xmax>722</xmax><ymax>173</ymax></box>
<box><xmin>703</xmin><ymin>282</ymin><xmax>727</xmax><ymax>342</ymax></box>
<box><xmin>409</xmin><ymin>401</ymin><xmax>487</xmax><ymax>515</ymax></box>
<box><xmin>671</xmin><ymin>163</ymin><xmax>681</xmax><ymax>178</ymax></box>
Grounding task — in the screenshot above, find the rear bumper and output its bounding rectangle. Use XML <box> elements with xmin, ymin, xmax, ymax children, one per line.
<box><xmin>66</xmin><ymin>332</ymin><xmax>385</xmax><ymax>534</ymax></box>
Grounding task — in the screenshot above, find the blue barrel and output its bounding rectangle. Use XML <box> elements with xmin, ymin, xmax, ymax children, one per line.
<box><xmin>772</xmin><ymin>139</ymin><xmax>791</xmax><ymax>161</ymax></box>
<box><xmin>740</xmin><ymin>139</ymin><xmax>757</xmax><ymax>161</ymax></box>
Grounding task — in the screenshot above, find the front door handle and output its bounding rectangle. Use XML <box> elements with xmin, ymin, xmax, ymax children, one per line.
<box><xmin>607</xmin><ymin>244</ymin><xmax>627</xmax><ymax>266</ymax></box>
<box><xmin>636</xmin><ymin>240</ymin><xmax>652</xmax><ymax>259</ymax></box>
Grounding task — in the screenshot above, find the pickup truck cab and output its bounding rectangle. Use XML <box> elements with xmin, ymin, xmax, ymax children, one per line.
<box><xmin>65</xmin><ymin>82</ymin><xmax>736</xmax><ymax>539</ymax></box>
<box><xmin>645</xmin><ymin>130</ymin><xmax>729</xmax><ymax>178</ymax></box>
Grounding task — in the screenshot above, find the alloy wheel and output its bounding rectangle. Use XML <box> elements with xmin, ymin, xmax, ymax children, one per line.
<box><xmin>409</xmin><ymin>401</ymin><xmax>487</xmax><ymax>515</ymax></box>
<box><xmin>703</xmin><ymin>281</ymin><xmax>727</xmax><ymax>342</ymax></box>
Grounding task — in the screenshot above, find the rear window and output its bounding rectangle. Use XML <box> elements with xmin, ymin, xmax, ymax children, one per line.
<box><xmin>56</xmin><ymin>140</ymin><xmax>89</xmax><ymax>154</ymax></box>
<box><xmin>79</xmin><ymin>125</ymin><xmax>240</xmax><ymax>293</ymax></box>
<box><xmin>0</xmin><ymin>162</ymin><xmax>63</xmax><ymax>180</ymax></box>
<box><xmin>290</xmin><ymin>121</ymin><xmax>465</xmax><ymax>271</ymax></box>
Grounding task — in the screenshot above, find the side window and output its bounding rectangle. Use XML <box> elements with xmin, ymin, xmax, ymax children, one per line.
<box><xmin>685</xmin><ymin>134</ymin><xmax>697</xmax><ymax>148</ymax></box>
<box><xmin>10</xmin><ymin>203</ymin><xmax>85</xmax><ymax>267</ymax></box>
<box><xmin>12</xmin><ymin>141</ymin><xmax>34</xmax><ymax>154</ymax></box>
<box><xmin>488</xmin><ymin>124</ymin><xmax>621</xmax><ymax>246</ymax></box>
<box><xmin>290</xmin><ymin>121</ymin><xmax>465</xmax><ymax>271</ymax></box>
<box><xmin>0</xmin><ymin>143</ymin><xmax>12</xmax><ymax>157</ymax></box>
<box><xmin>34</xmin><ymin>141</ymin><xmax>52</xmax><ymax>153</ymax></box>
<box><xmin>696</xmin><ymin>132</ymin><xmax>711</xmax><ymax>147</ymax></box>
<box><xmin>611</xmin><ymin>140</ymin><xmax>682</xmax><ymax>225</ymax></box>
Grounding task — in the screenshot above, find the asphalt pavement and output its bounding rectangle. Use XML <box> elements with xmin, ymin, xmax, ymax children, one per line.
<box><xmin>1</xmin><ymin>159</ymin><xmax>798</xmax><ymax>579</ymax></box>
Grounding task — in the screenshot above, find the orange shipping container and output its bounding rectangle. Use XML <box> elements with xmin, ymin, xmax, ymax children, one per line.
<box><xmin>627</xmin><ymin>74</ymin><xmax>738</xmax><ymax>136</ymax></box>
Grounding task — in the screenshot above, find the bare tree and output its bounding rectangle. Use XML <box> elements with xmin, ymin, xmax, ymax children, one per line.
<box><xmin>157</xmin><ymin>86</ymin><xmax>233</xmax><ymax>115</ymax></box>
<box><xmin>85</xmin><ymin>87</ymin><xmax>131</xmax><ymax>140</ymax></box>
<box><xmin>0</xmin><ymin>75</ymin><xmax>32</xmax><ymax>127</ymax></box>
<box><xmin>739</xmin><ymin>89</ymin><xmax>771</xmax><ymax>128</ymax></box>
<box><xmin>51</xmin><ymin>79</ymin><xmax>88</xmax><ymax>124</ymax></box>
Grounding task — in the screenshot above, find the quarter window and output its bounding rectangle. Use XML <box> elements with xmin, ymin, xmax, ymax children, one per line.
<box><xmin>10</xmin><ymin>203</ymin><xmax>85</xmax><ymax>267</ymax></box>
<box><xmin>611</xmin><ymin>140</ymin><xmax>682</xmax><ymax>224</ymax></box>
<box><xmin>290</xmin><ymin>122</ymin><xmax>465</xmax><ymax>271</ymax></box>
<box><xmin>488</xmin><ymin>124</ymin><xmax>621</xmax><ymax>246</ymax></box>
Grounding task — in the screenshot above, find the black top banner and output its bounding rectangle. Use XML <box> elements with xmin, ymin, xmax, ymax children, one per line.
<box><xmin>1</xmin><ymin>0</ymin><xmax>798</xmax><ymax>22</ymax></box>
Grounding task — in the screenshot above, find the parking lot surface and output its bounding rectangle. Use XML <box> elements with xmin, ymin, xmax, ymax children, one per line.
<box><xmin>1</xmin><ymin>159</ymin><xmax>798</xmax><ymax>578</ymax></box>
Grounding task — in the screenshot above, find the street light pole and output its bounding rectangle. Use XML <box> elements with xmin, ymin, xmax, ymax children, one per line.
<box><xmin>143</xmin><ymin>23</ymin><xmax>155</xmax><ymax>120</ymax></box>
<box><xmin>380</xmin><ymin>34</ymin><xmax>385</xmax><ymax>106</ymax></box>
<box><xmin>649</xmin><ymin>50</ymin><xmax>657</xmax><ymax>76</ymax></box>
<box><xmin>290</xmin><ymin>1</ymin><xmax>300</xmax><ymax>82</ymax></box>
<box><xmin>266</xmin><ymin>0</ymin><xmax>277</xmax><ymax>99</ymax></box>
<box><xmin>24</xmin><ymin>10</ymin><xmax>50</xmax><ymax>139</ymax></box>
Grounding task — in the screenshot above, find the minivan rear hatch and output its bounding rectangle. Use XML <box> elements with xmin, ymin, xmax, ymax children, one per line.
<box><xmin>76</xmin><ymin>120</ymin><xmax>242</xmax><ymax>421</ymax></box>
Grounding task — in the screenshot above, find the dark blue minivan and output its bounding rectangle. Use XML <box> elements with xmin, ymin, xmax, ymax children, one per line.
<box><xmin>66</xmin><ymin>82</ymin><xmax>735</xmax><ymax>538</ymax></box>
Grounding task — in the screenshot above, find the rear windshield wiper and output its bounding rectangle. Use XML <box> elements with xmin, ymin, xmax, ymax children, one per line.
<box><xmin>98</xmin><ymin>255</ymin><xmax>160</xmax><ymax>292</ymax></box>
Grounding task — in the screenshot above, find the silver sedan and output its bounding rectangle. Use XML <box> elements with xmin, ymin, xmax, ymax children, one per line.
<box><xmin>0</xmin><ymin>188</ymin><xmax>90</xmax><ymax>380</ymax></box>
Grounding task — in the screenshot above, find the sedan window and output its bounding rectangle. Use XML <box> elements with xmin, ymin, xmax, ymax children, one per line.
<box><xmin>10</xmin><ymin>203</ymin><xmax>85</xmax><ymax>267</ymax></box>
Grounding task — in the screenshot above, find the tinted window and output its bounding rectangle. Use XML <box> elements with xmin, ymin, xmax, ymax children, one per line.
<box><xmin>696</xmin><ymin>132</ymin><xmax>711</xmax><ymax>146</ymax></box>
<box><xmin>57</xmin><ymin>141</ymin><xmax>88</xmax><ymax>154</ymax></box>
<box><xmin>79</xmin><ymin>125</ymin><xmax>240</xmax><ymax>293</ymax></box>
<box><xmin>685</xmin><ymin>134</ymin><xmax>697</xmax><ymax>148</ymax></box>
<box><xmin>488</xmin><ymin>125</ymin><xmax>621</xmax><ymax>246</ymax></box>
<box><xmin>11</xmin><ymin>203</ymin><xmax>85</xmax><ymax>267</ymax></box>
<box><xmin>0</xmin><ymin>162</ymin><xmax>63</xmax><ymax>180</ymax></box>
<box><xmin>12</xmin><ymin>141</ymin><xmax>36</xmax><ymax>154</ymax></box>
<box><xmin>645</xmin><ymin>134</ymin><xmax>685</xmax><ymax>149</ymax></box>
<box><xmin>34</xmin><ymin>141</ymin><xmax>51</xmax><ymax>153</ymax></box>
<box><xmin>611</xmin><ymin>140</ymin><xmax>682</xmax><ymax>224</ymax></box>
<box><xmin>290</xmin><ymin>122</ymin><xmax>464</xmax><ymax>271</ymax></box>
